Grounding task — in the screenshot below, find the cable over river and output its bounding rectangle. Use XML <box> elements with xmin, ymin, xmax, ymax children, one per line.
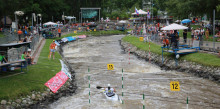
<box><xmin>49</xmin><ymin>35</ymin><xmax>220</xmax><ymax>109</ymax></box>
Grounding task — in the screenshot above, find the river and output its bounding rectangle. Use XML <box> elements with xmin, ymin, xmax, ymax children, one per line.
<box><xmin>49</xmin><ymin>35</ymin><xmax>220</xmax><ymax>109</ymax></box>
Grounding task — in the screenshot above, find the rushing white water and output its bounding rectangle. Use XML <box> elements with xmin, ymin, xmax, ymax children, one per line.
<box><xmin>49</xmin><ymin>35</ymin><xmax>220</xmax><ymax>109</ymax></box>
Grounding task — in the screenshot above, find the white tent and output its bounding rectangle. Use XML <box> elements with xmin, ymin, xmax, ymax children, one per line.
<box><xmin>161</xmin><ymin>23</ymin><xmax>188</xmax><ymax>30</ymax></box>
<box><xmin>43</xmin><ymin>22</ymin><xmax>57</xmax><ymax>26</ymax></box>
<box><xmin>118</xmin><ymin>20</ymin><xmax>127</xmax><ymax>23</ymax></box>
<box><xmin>132</xmin><ymin>9</ymin><xmax>148</xmax><ymax>15</ymax></box>
<box><xmin>65</xmin><ymin>16</ymin><xmax>76</xmax><ymax>20</ymax></box>
<box><xmin>65</xmin><ymin>16</ymin><xmax>76</xmax><ymax>23</ymax></box>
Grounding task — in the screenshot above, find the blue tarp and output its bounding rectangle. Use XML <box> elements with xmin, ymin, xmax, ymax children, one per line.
<box><xmin>66</xmin><ymin>37</ymin><xmax>76</xmax><ymax>42</ymax></box>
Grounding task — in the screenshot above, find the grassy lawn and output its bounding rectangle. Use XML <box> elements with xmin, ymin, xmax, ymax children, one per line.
<box><xmin>122</xmin><ymin>36</ymin><xmax>220</xmax><ymax>67</ymax></box>
<box><xmin>0</xmin><ymin>32</ymin><xmax>4</xmax><ymax>37</ymax></box>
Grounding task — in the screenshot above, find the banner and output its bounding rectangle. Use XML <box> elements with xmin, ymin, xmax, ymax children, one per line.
<box><xmin>45</xmin><ymin>71</ymin><xmax>68</xmax><ymax>93</ymax></box>
<box><xmin>60</xmin><ymin>60</ymin><xmax>72</xmax><ymax>80</ymax></box>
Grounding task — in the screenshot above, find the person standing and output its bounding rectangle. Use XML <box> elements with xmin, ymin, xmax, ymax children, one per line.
<box><xmin>49</xmin><ymin>40</ymin><xmax>57</xmax><ymax>59</ymax></box>
<box><xmin>183</xmin><ymin>29</ymin><xmax>187</xmax><ymax>43</ymax></box>
<box><xmin>17</xmin><ymin>29</ymin><xmax>23</xmax><ymax>41</ymax></box>
<box><xmin>58</xmin><ymin>28</ymin><xmax>61</xmax><ymax>38</ymax></box>
<box><xmin>205</xmin><ymin>28</ymin><xmax>209</xmax><ymax>39</ymax></box>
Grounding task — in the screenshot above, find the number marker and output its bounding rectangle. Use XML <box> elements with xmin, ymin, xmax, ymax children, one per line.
<box><xmin>170</xmin><ymin>81</ymin><xmax>180</xmax><ymax>91</ymax></box>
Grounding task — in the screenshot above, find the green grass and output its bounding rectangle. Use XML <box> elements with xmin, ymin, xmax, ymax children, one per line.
<box><xmin>0</xmin><ymin>32</ymin><xmax>4</xmax><ymax>37</ymax></box>
<box><xmin>122</xmin><ymin>36</ymin><xmax>220</xmax><ymax>67</ymax></box>
<box><xmin>0</xmin><ymin>39</ymin><xmax>61</xmax><ymax>100</ymax></box>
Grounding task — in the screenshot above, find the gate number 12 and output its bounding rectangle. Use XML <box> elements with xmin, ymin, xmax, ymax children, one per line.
<box><xmin>170</xmin><ymin>81</ymin><xmax>180</xmax><ymax>91</ymax></box>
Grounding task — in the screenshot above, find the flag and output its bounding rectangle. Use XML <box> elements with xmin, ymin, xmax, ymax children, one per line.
<box><xmin>45</xmin><ymin>71</ymin><xmax>69</xmax><ymax>93</ymax></box>
<box><xmin>147</xmin><ymin>10</ymin><xmax>150</xmax><ymax>19</ymax></box>
<box><xmin>135</xmin><ymin>7</ymin><xmax>139</xmax><ymax>16</ymax></box>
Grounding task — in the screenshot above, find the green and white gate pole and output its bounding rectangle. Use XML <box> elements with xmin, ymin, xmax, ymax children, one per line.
<box><xmin>88</xmin><ymin>67</ymin><xmax>91</xmax><ymax>104</ymax></box>
<box><xmin>121</xmin><ymin>68</ymin><xmax>124</xmax><ymax>104</ymax></box>
<box><xmin>186</xmin><ymin>97</ymin><xmax>188</xmax><ymax>109</ymax></box>
<box><xmin>143</xmin><ymin>93</ymin><xmax>145</xmax><ymax>109</ymax></box>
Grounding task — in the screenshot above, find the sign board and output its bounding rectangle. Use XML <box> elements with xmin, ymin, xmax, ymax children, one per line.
<box><xmin>60</xmin><ymin>60</ymin><xmax>72</xmax><ymax>80</ymax></box>
<box><xmin>45</xmin><ymin>71</ymin><xmax>68</xmax><ymax>93</ymax></box>
<box><xmin>139</xmin><ymin>37</ymin><xmax>144</xmax><ymax>41</ymax></box>
<box><xmin>107</xmin><ymin>64</ymin><xmax>114</xmax><ymax>70</ymax></box>
<box><xmin>170</xmin><ymin>81</ymin><xmax>180</xmax><ymax>91</ymax></box>
<box><xmin>12</xmin><ymin>22</ymin><xmax>16</xmax><ymax>29</ymax></box>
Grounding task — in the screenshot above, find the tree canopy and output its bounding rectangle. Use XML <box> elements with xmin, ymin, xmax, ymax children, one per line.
<box><xmin>0</xmin><ymin>0</ymin><xmax>219</xmax><ymax>24</ymax></box>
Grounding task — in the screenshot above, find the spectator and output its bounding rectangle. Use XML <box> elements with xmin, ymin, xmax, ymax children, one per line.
<box><xmin>17</xmin><ymin>29</ymin><xmax>23</xmax><ymax>41</ymax></box>
<box><xmin>26</xmin><ymin>49</ymin><xmax>34</xmax><ymax>65</ymax></box>
<box><xmin>23</xmin><ymin>36</ymin><xmax>27</xmax><ymax>42</ymax></box>
<box><xmin>21</xmin><ymin>51</ymin><xmax>26</xmax><ymax>60</ymax></box>
<box><xmin>191</xmin><ymin>29</ymin><xmax>195</xmax><ymax>44</ymax></box>
<box><xmin>0</xmin><ymin>52</ymin><xmax>7</xmax><ymax>64</ymax></box>
<box><xmin>58</xmin><ymin>27</ymin><xmax>61</xmax><ymax>38</ymax></box>
<box><xmin>183</xmin><ymin>29</ymin><xmax>187</xmax><ymax>43</ymax></box>
<box><xmin>49</xmin><ymin>40</ymin><xmax>56</xmax><ymax>59</ymax></box>
<box><xmin>205</xmin><ymin>28</ymin><xmax>209</xmax><ymax>39</ymax></box>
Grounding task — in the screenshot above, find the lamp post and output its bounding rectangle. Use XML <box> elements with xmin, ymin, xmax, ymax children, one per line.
<box><xmin>14</xmin><ymin>11</ymin><xmax>24</xmax><ymax>31</ymax></box>
<box><xmin>37</xmin><ymin>14</ymin><xmax>41</xmax><ymax>32</ymax></box>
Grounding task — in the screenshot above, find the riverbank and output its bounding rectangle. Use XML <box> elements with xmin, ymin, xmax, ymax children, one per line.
<box><xmin>0</xmin><ymin>30</ymin><xmax>127</xmax><ymax>108</ymax></box>
<box><xmin>121</xmin><ymin>36</ymin><xmax>220</xmax><ymax>83</ymax></box>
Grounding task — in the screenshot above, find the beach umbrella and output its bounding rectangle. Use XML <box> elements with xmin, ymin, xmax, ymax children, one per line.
<box><xmin>161</xmin><ymin>23</ymin><xmax>188</xmax><ymax>30</ymax></box>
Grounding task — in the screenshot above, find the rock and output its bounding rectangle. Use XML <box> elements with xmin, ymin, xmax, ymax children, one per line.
<box><xmin>22</xmin><ymin>100</ymin><xmax>27</xmax><ymax>104</ymax></box>
<box><xmin>1</xmin><ymin>100</ymin><xmax>7</xmax><ymax>105</ymax></box>
<box><xmin>32</xmin><ymin>94</ymin><xmax>36</xmax><ymax>100</ymax></box>
<box><xmin>42</xmin><ymin>93</ymin><xmax>46</xmax><ymax>97</ymax></box>
<box><xmin>7</xmin><ymin>101</ymin><xmax>11</xmax><ymax>105</ymax></box>
<box><xmin>28</xmin><ymin>101</ymin><xmax>33</xmax><ymax>105</ymax></box>
<box><xmin>37</xmin><ymin>94</ymin><xmax>41</xmax><ymax>98</ymax></box>
<box><xmin>16</xmin><ymin>99</ymin><xmax>21</xmax><ymax>104</ymax></box>
<box><xmin>12</xmin><ymin>102</ymin><xmax>16</xmax><ymax>107</ymax></box>
<box><xmin>26</xmin><ymin>98</ymin><xmax>31</xmax><ymax>102</ymax></box>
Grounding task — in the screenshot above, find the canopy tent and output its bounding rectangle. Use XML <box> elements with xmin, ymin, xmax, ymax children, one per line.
<box><xmin>132</xmin><ymin>9</ymin><xmax>148</xmax><ymax>15</ymax></box>
<box><xmin>43</xmin><ymin>22</ymin><xmax>57</xmax><ymax>26</ymax></box>
<box><xmin>65</xmin><ymin>16</ymin><xmax>76</xmax><ymax>23</ymax></box>
<box><xmin>161</xmin><ymin>23</ymin><xmax>188</xmax><ymax>30</ymax></box>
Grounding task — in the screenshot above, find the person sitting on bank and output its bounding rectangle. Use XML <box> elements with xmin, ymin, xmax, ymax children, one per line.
<box><xmin>105</xmin><ymin>84</ymin><xmax>116</xmax><ymax>97</ymax></box>
<box><xmin>26</xmin><ymin>49</ymin><xmax>34</xmax><ymax>65</ymax></box>
<box><xmin>0</xmin><ymin>52</ymin><xmax>7</xmax><ymax>64</ymax></box>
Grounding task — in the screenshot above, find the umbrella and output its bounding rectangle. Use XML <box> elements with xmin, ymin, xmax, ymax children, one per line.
<box><xmin>65</xmin><ymin>16</ymin><xmax>76</xmax><ymax>20</ymax></box>
<box><xmin>181</xmin><ymin>19</ymin><xmax>191</xmax><ymax>24</ymax></box>
<box><xmin>161</xmin><ymin>23</ymin><xmax>188</xmax><ymax>30</ymax></box>
<box><xmin>118</xmin><ymin>20</ymin><xmax>127</xmax><ymax>23</ymax></box>
<box><xmin>43</xmin><ymin>22</ymin><xmax>57</xmax><ymax>26</ymax></box>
